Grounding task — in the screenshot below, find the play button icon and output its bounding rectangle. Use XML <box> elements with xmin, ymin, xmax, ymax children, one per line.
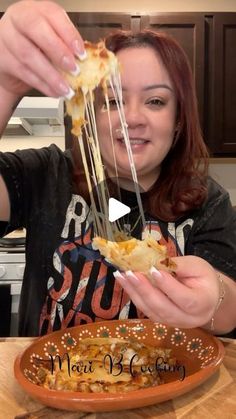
<box><xmin>108</xmin><ymin>198</ymin><xmax>131</xmax><ymax>222</ymax></box>
<box><xmin>91</xmin><ymin>176</ymin><xmax>144</xmax><ymax>241</ymax></box>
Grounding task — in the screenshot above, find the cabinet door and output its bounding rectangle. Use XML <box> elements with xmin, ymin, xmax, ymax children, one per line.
<box><xmin>209</xmin><ymin>14</ymin><xmax>236</xmax><ymax>155</ymax></box>
<box><xmin>68</xmin><ymin>13</ymin><xmax>131</xmax><ymax>42</ymax></box>
<box><xmin>140</xmin><ymin>14</ymin><xmax>205</xmax><ymax>134</ymax></box>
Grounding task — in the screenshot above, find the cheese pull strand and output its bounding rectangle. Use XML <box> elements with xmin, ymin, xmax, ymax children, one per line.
<box><xmin>65</xmin><ymin>40</ymin><xmax>146</xmax><ymax>240</ymax></box>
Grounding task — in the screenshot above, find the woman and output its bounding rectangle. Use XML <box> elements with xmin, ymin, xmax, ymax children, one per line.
<box><xmin>0</xmin><ymin>1</ymin><xmax>235</xmax><ymax>337</ymax></box>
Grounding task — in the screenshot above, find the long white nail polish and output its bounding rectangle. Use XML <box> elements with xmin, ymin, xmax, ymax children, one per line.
<box><xmin>72</xmin><ymin>40</ymin><xmax>87</xmax><ymax>61</ymax></box>
<box><xmin>70</xmin><ymin>63</ymin><xmax>80</xmax><ymax>77</ymax></box>
<box><xmin>72</xmin><ymin>40</ymin><xmax>87</xmax><ymax>60</ymax></box>
<box><xmin>149</xmin><ymin>266</ymin><xmax>162</xmax><ymax>278</ymax></box>
<box><xmin>125</xmin><ymin>270</ymin><xmax>139</xmax><ymax>282</ymax></box>
<box><xmin>63</xmin><ymin>86</ymin><xmax>75</xmax><ymax>100</ymax></box>
<box><xmin>113</xmin><ymin>270</ymin><xmax>125</xmax><ymax>280</ymax></box>
<box><xmin>77</xmin><ymin>50</ymin><xmax>87</xmax><ymax>61</ymax></box>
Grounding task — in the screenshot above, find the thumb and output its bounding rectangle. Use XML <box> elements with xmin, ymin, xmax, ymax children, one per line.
<box><xmin>171</xmin><ymin>255</ymin><xmax>214</xmax><ymax>279</ymax></box>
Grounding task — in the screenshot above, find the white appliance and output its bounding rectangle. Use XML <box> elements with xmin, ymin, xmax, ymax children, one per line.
<box><xmin>0</xmin><ymin>250</ymin><xmax>25</xmax><ymax>336</ymax></box>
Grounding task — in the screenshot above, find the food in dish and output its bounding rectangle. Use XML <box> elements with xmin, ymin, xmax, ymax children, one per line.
<box><xmin>35</xmin><ymin>337</ymin><xmax>176</xmax><ymax>393</ymax></box>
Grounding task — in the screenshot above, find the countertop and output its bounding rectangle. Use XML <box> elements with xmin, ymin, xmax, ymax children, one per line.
<box><xmin>0</xmin><ymin>337</ymin><xmax>235</xmax><ymax>419</ymax></box>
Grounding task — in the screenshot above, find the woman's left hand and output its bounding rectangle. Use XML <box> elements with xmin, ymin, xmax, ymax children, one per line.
<box><xmin>114</xmin><ymin>255</ymin><xmax>220</xmax><ymax>328</ymax></box>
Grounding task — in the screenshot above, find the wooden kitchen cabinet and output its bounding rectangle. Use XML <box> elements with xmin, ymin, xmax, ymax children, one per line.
<box><xmin>140</xmin><ymin>13</ymin><xmax>236</xmax><ymax>156</ymax></box>
<box><xmin>140</xmin><ymin>14</ymin><xmax>205</xmax><ymax>134</ymax></box>
<box><xmin>68</xmin><ymin>12</ymin><xmax>132</xmax><ymax>41</ymax></box>
<box><xmin>206</xmin><ymin>14</ymin><xmax>236</xmax><ymax>154</ymax></box>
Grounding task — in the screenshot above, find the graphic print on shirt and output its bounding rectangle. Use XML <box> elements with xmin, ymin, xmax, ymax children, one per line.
<box><xmin>39</xmin><ymin>195</ymin><xmax>194</xmax><ymax>334</ymax></box>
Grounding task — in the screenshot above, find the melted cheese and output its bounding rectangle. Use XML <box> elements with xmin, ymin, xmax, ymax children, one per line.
<box><xmin>92</xmin><ymin>234</ymin><xmax>176</xmax><ymax>275</ymax></box>
<box><xmin>65</xmin><ymin>40</ymin><xmax>145</xmax><ymax>241</ymax></box>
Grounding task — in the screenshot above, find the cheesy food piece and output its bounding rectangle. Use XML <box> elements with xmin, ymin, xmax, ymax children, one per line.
<box><xmin>65</xmin><ymin>40</ymin><xmax>119</xmax><ymax>136</ymax></box>
<box><xmin>92</xmin><ymin>234</ymin><xmax>176</xmax><ymax>277</ymax></box>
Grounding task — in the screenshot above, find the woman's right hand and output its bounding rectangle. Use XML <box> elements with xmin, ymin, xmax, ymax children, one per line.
<box><xmin>0</xmin><ymin>0</ymin><xmax>85</xmax><ymax>98</ymax></box>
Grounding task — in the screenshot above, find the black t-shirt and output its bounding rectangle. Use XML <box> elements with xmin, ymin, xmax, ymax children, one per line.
<box><xmin>0</xmin><ymin>144</ymin><xmax>236</xmax><ymax>337</ymax></box>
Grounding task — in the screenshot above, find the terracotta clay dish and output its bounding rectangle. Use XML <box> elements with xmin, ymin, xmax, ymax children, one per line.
<box><xmin>14</xmin><ymin>319</ymin><xmax>225</xmax><ymax>412</ymax></box>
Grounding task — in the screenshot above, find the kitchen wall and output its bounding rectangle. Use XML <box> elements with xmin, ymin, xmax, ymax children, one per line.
<box><xmin>0</xmin><ymin>136</ymin><xmax>65</xmax><ymax>152</ymax></box>
<box><xmin>209</xmin><ymin>160</ymin><xmax>236</xmax><ymax>205</ymax></box>
<box><xmin>1</xmin><ymin>0</ymin><xmax>236</xmax><ymax>204</ymax></box>
<box><xmin>2</xmin><ymin>0</ymin><xmax>236</xmax><ymax>12</ymax></box>
<box><xmin>54</xmin><ymin>0</ymin><xmax>236</xmax><ymax>12</ymax></box>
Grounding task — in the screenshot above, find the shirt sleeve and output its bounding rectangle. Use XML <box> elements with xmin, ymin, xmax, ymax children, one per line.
<box><xmin>185</xmin><ymin>177</ymin><xmax>236</xmax><ymax>280</ymax></box>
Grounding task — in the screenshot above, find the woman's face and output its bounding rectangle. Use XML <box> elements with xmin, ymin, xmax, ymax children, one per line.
<box><xmin>95</xmin><ymin>46</ymin><xmax>177</xmax><ymax>190</ymax></box>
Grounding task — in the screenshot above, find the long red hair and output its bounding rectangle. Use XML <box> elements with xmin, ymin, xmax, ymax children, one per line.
<box><xmin>71</xmin><ymin>30</ymin><xmax>209</xmax><ymax>221</ymax></box>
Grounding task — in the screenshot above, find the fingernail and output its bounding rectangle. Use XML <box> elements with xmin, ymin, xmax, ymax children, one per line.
<box><xmin>61</xmin><ymin>55</ymin><xmax>78</xmax><ymax>73</ymax></box>
<box><xmin>77</xmin><ymin>50</ymin><xmax>87</xmax><ymax>61</ymax></box>
<box><xmin>113</xmin><ymin>270</ymin><xmax>125</xmax><ymax>282</ymax></box>
<box><xmin>73</xmin><ymin>40</ymin><xmax>87</xmax><ymax>60</ymax></box>
<box><xmin>58</xmin><ymin>81</ymin><xmax>75</xmax><ymax>100</ymax></box>
<box><xmin>149</xmin><ymin>266</ymin><xmax>162</xmax><ymax>278</ymax></box>
<box><xmin>125</xmin><ymin>270</ymin><xmax>140</xmax><ymax>283</ymax></box>
<box><xmin>70</xmin><ymin>62</ymin><xmax>80</xmax><ymax>77</ymax></box>
<box><xmin>64</xmin><ymin>86</ymin><xmax>75</xmax><ymax>100</ymax></box>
